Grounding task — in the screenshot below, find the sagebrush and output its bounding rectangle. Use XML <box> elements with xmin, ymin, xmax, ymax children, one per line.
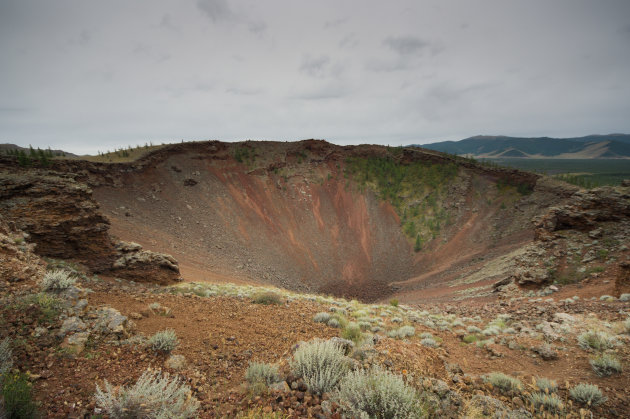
<box><xmin>335</xmin><ymin>366</ymin><xmax>423</xmax><ymax>418</ymax></box>
<box><xmin>569</xmin><ymin>383</ymin><xmax>606</xmax><ymax>406</ymax></box>
<box><xmin>149</xmin><ymin>330</ymin><xmax>179</xmax><ymax>353</ymax></box>
<box><xmin>95</xmin><ymin>369</ymin><xmax>199</xmax><ymax>418</ymax></box>
<box><xmin>290</xmin><ymin>339</ymin><xmax>350</xmax><ymax>395</ymax></box>
<box><xmin>484</xmin><ymin>372</ymin><xmax>522</xmax><ymax>394</ymax></box>
<box><xmin>245</xmin><ymin>362</ymin><xmax>281</xmax><ymax>385</ymax></box>
<box><xmin>40</xmin><ymin>269</ymin><xmax>76</xmax><ymax>291</ymax></box>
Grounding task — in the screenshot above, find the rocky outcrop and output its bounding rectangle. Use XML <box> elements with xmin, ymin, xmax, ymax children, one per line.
<box><xmin>535</xmin><ymin>185</ymin><xmax>630</xmax><ymax>239</ymax></box>
<box><xmin>0</xmin><ymin>171</ymin><xmax>180</xmax><ymax>284</ymax></box>
<box><xmin>0</xmin><ymin>173</ymin><xmax>115</xmax><ymax>270</ymax></box>
<box><xmin>112</xmin><ymin>242</ymin><xmax>181</xmax><ymax>285</ymax></box>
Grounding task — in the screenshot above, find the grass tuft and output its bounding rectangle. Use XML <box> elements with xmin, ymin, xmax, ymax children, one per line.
<box><xmin>590</xmin><ymin>354</ymin><xmax>622</xmax><ymax>377</ymax></box>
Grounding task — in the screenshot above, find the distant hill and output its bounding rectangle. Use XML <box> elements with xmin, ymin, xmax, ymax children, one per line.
<box><xmin>417</xmin><ymin>134</ymin><xmax>630</xmax><ymax>159</ymax></box>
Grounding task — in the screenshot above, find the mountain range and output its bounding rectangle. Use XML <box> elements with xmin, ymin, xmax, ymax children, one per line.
<box><xmin>418</xmin><ymin>134</ymin><xmax>630</xmax><ymax>159</ymax></box>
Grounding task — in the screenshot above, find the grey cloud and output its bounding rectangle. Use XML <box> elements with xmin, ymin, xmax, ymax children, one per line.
<box><xmin>324</xmin><ymin>17</ymin><xmax>348</xmax><ymax>29</ymax></box>
<box><xmin>299</xmin><ymin>55</ymin><xmax>331</xmax><ymax>78</ymax></box>
<box><xmin>197</xmin><ymin>0</ymin><xmax>235</xmax><ymax>22</ymax></box>
<box><xmin>248</xmin><ymin>21</ymin><xmax>267</xmax><ymax>35</ymax></box>
<box><xmin>0</xmin><ymin>106</ymin><xmax>33</xmax><ymax>113</ymax></box>
<box><xmin>160</xmin><ymin>14</ymin><xmax>180</xmax><ymax>32</ymax></box>
<box><xmin>291</xmin><ymin>83</ymin><xmax>348</xmax><ymax>101</ymax></box>
<box><xmin>339</xmin><ymin>34</ymin><xmax>358</xmax><ymax>49</ymax></box>
<box><xmin>226</xmin><ymin>86</ymin><xmax>262</xmax><ymax>96</ymax></box>
<box><xmin>384</xmin><ymin>36</ymin><xmax>430</xmax><ymax>56</ymax></box>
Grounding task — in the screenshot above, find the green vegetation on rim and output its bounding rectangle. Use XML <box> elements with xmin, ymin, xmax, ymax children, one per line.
<box><xmin>344</xmin><ymin>156</ymin><xmax>459</xmax><ymax>243</ymax></box>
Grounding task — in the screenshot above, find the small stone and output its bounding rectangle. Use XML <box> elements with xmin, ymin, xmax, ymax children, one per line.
<box><xmin>129</xmin><ymin>312</ymin><xmax>143</xmax><ymax>320</ymax></box>
<box><xmin>165</xmin><ymin>354</ymin><xmax>187</xmax><ymax>371</ymax></box>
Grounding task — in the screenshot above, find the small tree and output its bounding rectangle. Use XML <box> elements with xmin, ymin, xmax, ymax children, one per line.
<box><xmin>414</xmin><ymin>234</ymin><xmax>422</xmax><ymax>252</ymax></box>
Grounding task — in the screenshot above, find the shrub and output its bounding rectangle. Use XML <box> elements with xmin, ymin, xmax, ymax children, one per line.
<box><xmin>290</xmin><ymin>339</ymin><xmax>350</xmax><ymax>395</ymax></box>
<box><xmin>388</xmin><ymin>326</ymin><xmax>415</xmax><ymax>339</ymax></box>
<box><xmin>420</xmin><ymin>338</ymin><xmax>438</xmax><ymax>348</ymax></box>
<box><xmin>335</xmin><ymin>366</ymin><xmax>422</xmax><ymax>418</ymax></box>
<box><xmin>391</xmin><ymin>317</ymin><xmax>403</xmax><ymax>323</ymax></box>
<box><xmin>419</xmin><ymin>332</ymin><xmax>433</xmax><ymax>339</ymax></box>
<box><xmin>389</xmin><ymin>299</ymin><xmax>399</xmax><ymax>307</ymax></box>
<box><xmin>40</xmin><ymin>269</ymin><xmax>76</xmax><ymax>291</ymax></box>
<box><xmin>252</xmin><ymin>292</ymin><xmax>283</xmax><ymax>305</ymax></box>
<box><xmin>327</xmin><ymin>318</ymin><xmax>341</xmax><ymax>328</ymax></box>
<box><xmin>482</xmin><ymin>326</ymin><xmax>500</xmax><ymax>336</ymax></box>
<box><xmin>535</xmin><ymin>377</ymin><xmax>557</xmax><ymax>393</ymax></box>
<box><xmin>467</xmin><ymin>326</ymin><xmax>482</xmax><ymax>333</ymax></box>
<box><xmin>95</xmin><ymin>369</ymin><xmax>199</xmax><ymax>418</ymax></box>
<box><xmin>0</xmin><ymin>337</ymin><xmax>13</xmax><ymax>378</ymax></box>
<box><xmin>341</xmin><ymin>322</ymin><xmax>363</xmax><ymax>344</ymax></box>
<box><xmin>619</xmin><ymin>293</ymin><xmax>630</xmax><ymax>302</ymax></box>
<box><xmin>578</xmin><ymin>331</ymin><xmax>614</xmax><ymax>351</ymax></box>
<box><xmin>149</xmin><ymin>329</ymin><xmax>179</xmax><ymax>353</ymax></box>
<box><xmin>590</xmin><ymin>354</ymin><xmax>622</xmax><ymax>377</ymax></box>
<box><xmin>569</xmin><ymin>383</ymin><xmax>606</xmax><ymax>406</ymax></box>
<box><xmin>1</xmin><ymin>371</ymin><xmax>38</xmax><ymax>418</ymax></box>
<box><xmin>245</xmin><ymin>362</ymin><xmax>281</xmax><ymax>385</ymax></box>
<box><xmin>484</xmin><ymin>372</ymin><xmax>522</xmax><ymax>395</ymax></box>
<box><xmin>313</xmin><ymin>312</ymin><xmax>331</xmax><ymax>323</ymax></box>
<box><xmin>462</xmin><ymin>334</ymin><xmax>479</xmax><ymax>344</ymax></box>
<box><xmin>529</xmin><ymin>392</ymin><xmax>564</xmax><ymax>413</ymax></box>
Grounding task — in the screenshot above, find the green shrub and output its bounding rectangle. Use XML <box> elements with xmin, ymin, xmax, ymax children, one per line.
<box><xmin>95</xmin><ymin>369</ymin><xmax>199</xmax><ymax>418</ymax></box>
<box><xmin>290</xmin><ymin>339</ymin><xmax>350</xmax><ymax>395</ymax></box>
<box><xmin>1</xmin><ymin>371</ymin><xmax>39</xmax><ymax>418</ymax></box>
<box><xmin>252</xmin><ymin>292</ymin><xmax>283</xmax><ymax>305</ymax></box>
<box><xmin>535</xmin><ymin>377</ymin><xmax>557</xmax><ymax>393</ymax></box>
<box><xmin>590</xmin><ymin>354</ymin><xmax>622</xmax><ymax>377</ymax></box>
<box><xmin>245</xmin><ymin>362</ymin><xmax>281</xmax><ymax>385</ymax></box>
<box><xmin>149</xmin><ymin>329</ymin><xmax>179</xmax><ymax>353</ymax></box>
<box><xmin>578</xmin><ymin>331</ymin><xmax>615</xmax><ymax>351</ymax></box>
<box><xmin>529</xmin><ymin>392</ymin><xmax>564</xmax><ymax>413</ymax></box>
<box><xmin>335</xmin><ymin>366</ymin><xmax>423</xmax><ymax>418</ymax></box>
<box><xmin>40</xmin><ymin>269</ymin><xmax>76</xmax><ymax>291</ymax></box>
<box><xmin>569</xmin><ymin>383</ymin><xmax>606</xmax><ymax>406</ymax></box>
<box><xmin>389</xmin><ymin>299</ymin><xmax>399</xmax><ymax>307</ymax></box>
<box><xmin>484</xmin><ymin>372</ymin><xmax>522</xmax><ymax>395</ymax></box>
<box><xmin>462</xmin><ymin>334</ymin><xmax>479</xmax><ymax>344</ymax></box>
<box><xmin>0</xmin><ymin>337</ymin><xmax>13</xmax><ymax>378</ymax></box>
<box><xmin>342</xmin><ymin>322</ymin><xmax>363</xmax><ymax>344</ymax></box>
<box><xmin>313</xmin><ymin>312</ymin><xmax>331</xmax><ymax>323</ymax></box>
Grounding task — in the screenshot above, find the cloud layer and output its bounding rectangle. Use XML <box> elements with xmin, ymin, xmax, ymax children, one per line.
<box><xmin>1</xmin><ymin>0</ymin><xmax>629</xmax><ymax>153</ymax></box>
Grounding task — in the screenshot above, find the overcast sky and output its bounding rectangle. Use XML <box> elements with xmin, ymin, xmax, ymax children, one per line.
<box><xmin>1</xmin><ymin>0</ymin><xmax>629</xmax><ymax>154</ymax></box>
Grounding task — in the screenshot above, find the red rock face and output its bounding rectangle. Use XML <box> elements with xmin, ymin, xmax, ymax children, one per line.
<box><xmin>0</xmin><ymin>172</ymin><xmax>181</xmax><ymax>284</ymax></box>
